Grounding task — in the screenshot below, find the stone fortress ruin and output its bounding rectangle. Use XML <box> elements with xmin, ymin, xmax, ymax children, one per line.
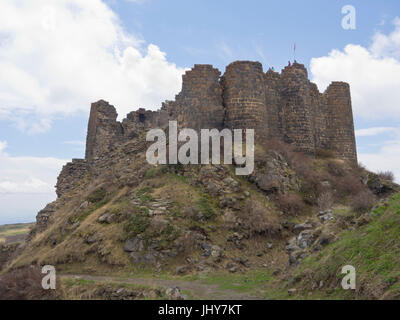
<box><xmin>56</xmin><ymin>61</ymin><xmax>357</xmax><ymax>198</ymax></box>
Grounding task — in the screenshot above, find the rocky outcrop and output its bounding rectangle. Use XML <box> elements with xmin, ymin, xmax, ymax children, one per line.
<box><xmin>26</xmin><ymin>201</ymin><xmax>57</xmax><ymax>240</ymax></box>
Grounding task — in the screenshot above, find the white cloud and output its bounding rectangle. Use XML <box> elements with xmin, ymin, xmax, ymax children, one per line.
<box><xmin>0</xmin><ymin>140</ymin><xmax>7</xmax><ymax>153</ymax></box>
<box><xmin>0</xmin><ymin>0</ymin><xmax>185</xmax><ymax>132</ymax></box>
<box><xmin>371</xmin><ymin>17</ymin><xmax>400</xmax><ymax>59</ymax></box>
<box><xmin>356</xmin><ymin>128</ymin><xmax>400</xmax><ymax>183</ymax></box>
<box><xmin>310</xmin><ymin>18</ymin><xmax>400</xmax><ymax>121</ymax></box>
<box><xmin>0</xmin><ymin>141</ymin><xmax>67</xmax><ymax>223</ymax></box>
<box><xmin>356</xmin><ymin>127</ymin><xmax>400</xmax><ymax>137</ymax></box>
<box><xmin>63</xmin><ymin>140</ymin><xmax>86</xmax><ymax>146</ymax></box>
<box><xmin>359</xmin><ymin>138</ymin><xmax>400</xmax><ymax>183</ymax></box>
<box><xmin>0</xmin><ymin>141</ymin><xmax>66</xmax><ymax>194</ymax></box>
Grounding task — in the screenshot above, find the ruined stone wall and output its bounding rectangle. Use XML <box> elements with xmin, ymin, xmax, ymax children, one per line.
<box><xmin>167</xmin><ymin>64</ymin><xmax>225</xmax><ymax>131</ymax></box>
<box><xmin>324</xmin><ymin>82</ymin><xmax>357</xmax><ymax>163</ymax></box>
<box><xmin>122</xmin><ymin>108</ymin><xmax>169</xmax><ymax>139</ymax></box>
<box><xmin>85</xmin><ymin>100</ymin><xmax>124</xmax><ymax>162</ymax></box>
<box><xmin>55</xmin><ymin>159</ymin><xmax>88</xmax><ymax>198</ymax></box>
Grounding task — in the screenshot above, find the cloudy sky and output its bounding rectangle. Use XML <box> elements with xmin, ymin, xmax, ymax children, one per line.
<box><xmin>0</xmin><ymin>0</ymin><xmax>399</xmax><ymax>224</ymax></box>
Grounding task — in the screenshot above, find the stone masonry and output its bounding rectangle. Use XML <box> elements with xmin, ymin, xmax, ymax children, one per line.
<box><xmin>56</xmin><ymin>60</ymin><xmax>358</xmax><ymax>198</ymax></box>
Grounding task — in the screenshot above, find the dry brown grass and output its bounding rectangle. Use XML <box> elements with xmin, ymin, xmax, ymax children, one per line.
<box><xmin>277</xmin><ymin>192</ymin><xmax>305</xmax><ymax>216</ymax></box>
<box><xmin>377</xmin><ymin>171</ymin><xmax>395</xmax><ymax>182</ymax></box>
<box><xmin>317</xmin><ymin>192</ymin><xmax>334</xmax><ymax>211</ymax></box>
<box><xmin>236</xmin><ymin>199</ymin><xmax>280</xmax><ymax>235</ymax></box>
<box><xmin>350</xmin><ymin>190</ymin><xmax>376</xmax><ymax>212</ymax></box>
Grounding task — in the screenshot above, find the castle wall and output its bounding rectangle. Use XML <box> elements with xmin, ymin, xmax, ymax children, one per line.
<box><xmin>222</xmin><ymin>61</ymin><xmax>268</xmax><ymax>139</ymax></box>
<box><xmin>122</xmin><ymin>108</ymin><xmax>169</xmax><ymax>139</ymax></box>
<box><xmin>56</xmin><ymin>159</ymin><xmax>88</xmax><ymax>198</ymax></box>
<box><xmin>264</xmin><ymin>70</ymin><xmax>283</xmax><ymax>140</ymax></box>
<box><xmin>310</xmin><ymin>83</ymin><xmax>330</xmax><ymax>150</ymax></box>
<box><xmin>81</xmin><ymin>61</ymin><xmax>358</xmax><ymax>173</ymax></box>
<box><xmin>324</xmin><ymin>82</ymin><xmax>357</xmax><ymax>163</ymax></box>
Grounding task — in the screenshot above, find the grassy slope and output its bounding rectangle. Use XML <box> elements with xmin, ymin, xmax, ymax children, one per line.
<box><xmin>155</xmin><ymin>192</ymin><xmax>400</xmax><ymax>300</ymax></box>
<box><xmin>284</xmin><ymin>192</ymin><xmax>400</xmax><ymax>300</ymax></box>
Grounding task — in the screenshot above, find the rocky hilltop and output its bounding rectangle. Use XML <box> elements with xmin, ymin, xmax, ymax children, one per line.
<box><xmin>2</xmin><ymin>61</ymin><xmax>399</xmax><ymax>300</ymax></box>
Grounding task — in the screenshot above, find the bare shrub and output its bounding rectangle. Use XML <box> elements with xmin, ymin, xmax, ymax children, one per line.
<box><xmin>237</xmin><ymin>200</ymin><xmax>280</xmax><ymax>235</ymax></box>
<box><xmin>327</xmin><ymin>160</ymin><xmax>346</xmax><ymax>177</ymax></box>
<box><xmin>334</xmin><ymin>174</ymin><xmax>365</xmax><ymax>198</ymax></box>
<box><xmin>317</xmin><ymin>192</ymin><xmax>334</xmax><ymax>210</ymax></box>
<box><xmin>351</xmin><ymin>162</ymin><xmax>366</xmax><ymax>176</ymax></box>
<box><xmin>377</xmin><ymin>171</ymin><xmax>395</xmax><ymax>182</ymax></box>
<box><xmin>351</xmin><ymin>190</ymin><xmax>376</xmax><ymax>212</ymax></box>
<box><xmin>277</xmin><ymin>192</ymin><xmax>305</xmax><ymax>216</ymax></box>
<box><xmin>0</xmin><ymin>265</ymin><xmax>58</xmax><ymax>300</ymax></box>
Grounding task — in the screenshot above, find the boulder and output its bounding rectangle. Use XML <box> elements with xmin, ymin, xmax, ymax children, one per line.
<box><xmin>98</xmin><ymin>212</ymin><xmax>115</xmax><ymax>224</ymax></box>
<box><xmin>124</xmin><ymin>237</ymin><xmax>144</xmax><ymax>252</ymax></box>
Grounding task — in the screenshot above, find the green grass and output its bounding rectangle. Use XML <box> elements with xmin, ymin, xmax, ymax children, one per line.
<box><xmin>289</xmin><ymin>192</ymin><xmax>400</xmax><ymax>299</ymax></box>
<box><xmin>87</xmin><ymin>187</ymin><xmax>107</xmax><ymax>203</ymax></box>
<box><xmin>136</xmin><ymin>186</ymin><xmax>154</xmax><ymax>203</ymax></box>
<box><xmin>64</xmin><ymin>278</ymin><xmax>95</xmax><ymax>287</ymax></box>
<box><xmin>196</xmin><ymin>196</ymin><xmax>216</xmax><ymax>220</ymax></box>
<box><xmin>187</xmin><ymin>269</ymin><xmax>273</xmax><ymax>294</ymax></box>
<box><xmin>69</xmin><ymin>197</ymin><xmax>111</xmax><ymax>224</ymax></box>
<box><xmin>124</xmin><ymin>207</ymin><xmax>150</xmax><ymax>237</ymax></box>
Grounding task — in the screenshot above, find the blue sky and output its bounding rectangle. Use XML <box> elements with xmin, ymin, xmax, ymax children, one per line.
<box><xmin>1</xmin><ymin>0</ymin><xmax>400</xmax><ymax>224</ymax></box>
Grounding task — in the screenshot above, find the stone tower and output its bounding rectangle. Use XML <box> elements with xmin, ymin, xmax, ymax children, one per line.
<box><xmin>85</xmin><ymin>100</ymin><xmax>123</xmax><ymax>162</ymax></box>
<box><xmin>278</xmin><ymin>63</ymin><xmax>316</xmax><ymax>154</ymax></box>
<box><xmin>222</xmin><ymin>61</ymin><xmax>267</xmax><ymax>137</ymax></box>
<box><xmin>324</xmin><ymin>82</ymin><xmax>357</xmax><ymax>162</ymax></box>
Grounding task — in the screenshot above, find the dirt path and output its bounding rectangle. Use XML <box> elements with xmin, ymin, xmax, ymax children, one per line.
<box><xmin>60</xmin><ymin>274</ymin><xmax>265</xmax><ymax>300</ymax></box>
